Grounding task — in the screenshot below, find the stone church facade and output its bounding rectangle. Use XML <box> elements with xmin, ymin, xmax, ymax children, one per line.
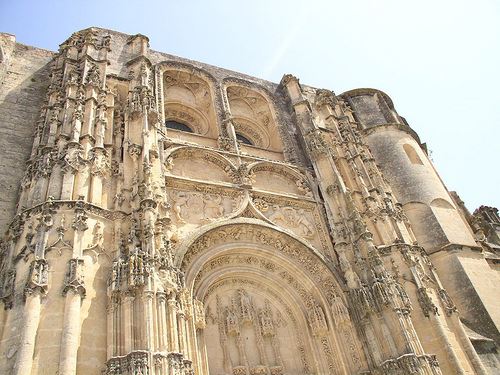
<box><xmin>0</xmin><ymin>27</ymin><xmax>499</xmax><ymax>375</ymax></box>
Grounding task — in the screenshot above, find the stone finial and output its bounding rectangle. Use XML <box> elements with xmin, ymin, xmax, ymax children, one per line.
<box><xmin>280</xmin><ymin>74</ymin><xmax>299</xmax><ymax>87</ymax></box>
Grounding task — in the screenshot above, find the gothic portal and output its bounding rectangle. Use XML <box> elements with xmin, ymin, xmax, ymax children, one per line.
<box><xmin>0</xmin><ymin>28</ymin><xmax>499</xmax><ymax>375</ymax></box>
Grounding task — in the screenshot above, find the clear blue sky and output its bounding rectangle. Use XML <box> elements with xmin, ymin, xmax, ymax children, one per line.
<box><xmin>1</xmin><ymin>0</ymin><xmax>499</xmax><ymax>211</ymax></box>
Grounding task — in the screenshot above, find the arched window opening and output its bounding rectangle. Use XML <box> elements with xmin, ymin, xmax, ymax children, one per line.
<box><xmin>226</xmin><ymin>85</ymin><xmax>284</xmax><ymax>153</ymax></box>
<box><xmin>166</xmin><ymin>120</ymin><xmax>193</xmax><ymax>133</ymax></box>
<box><xmin>403</xmin><ymin>144</ymin><xmax>423</xmax><ymax>165</ymax></box>
<box><xmin>162</xmin><ymin>69</ymin><xmax>218</xmax><ymax>140</ymax></box>
<box><xmin>235</xmin><ymin>133</ymin><xmax>253</xmax><ymax>146</ymax></box>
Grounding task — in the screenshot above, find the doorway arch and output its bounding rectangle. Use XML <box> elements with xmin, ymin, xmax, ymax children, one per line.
<box><xmin>176</xmin><ymin>218</ymin><xmax>366</xmax><ymax>374</ymax></box>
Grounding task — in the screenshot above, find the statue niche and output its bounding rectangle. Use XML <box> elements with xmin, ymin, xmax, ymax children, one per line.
<box><xmin>205</xmin><ymin>288</ymin><xmax>290</xmax><ymax>375</ymax></box>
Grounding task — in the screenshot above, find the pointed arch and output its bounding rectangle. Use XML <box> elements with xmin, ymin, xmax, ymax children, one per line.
<box><xmin>175</xmin><ymin>218</ymin><xmax>345</xmax><ymax>296</ymax></box>
<box><xmin>157</xmin><ymin>62</ymin><xmax>221</xmax><ymax>141</ymax></box>
<box><xmin>224</xmin><ymin>82</ymin><xmax>283</xmax><ymax>152</ymax></box>
<box><xmin>176</xmin><ymin>218</ymin><xmax>364</xmax><ymax>374</ymax></box>
<box><xmin>165</xmin><ymin>146</ymin><xmax>236</xmax><ymax>183</ymax></box>
<box><xmin>249</xmin><ymin>161</ymin><xmax>313</xmax><ymax>197</ymax></box>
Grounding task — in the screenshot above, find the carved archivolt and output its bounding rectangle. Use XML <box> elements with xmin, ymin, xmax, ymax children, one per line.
<box><xmin>176</xmin><ymin>219</ymin><xmax>344</xmax><ymax>300</ymax></box>
<box><xmin>162</xmin><ymin>68</ymin><xmax>218</xmax><ymax>138</ymax></box>
<box><xmin>194</xmin><ymin>254</ymin><xmax>320</xmax><ymax>312</ymax></box>
<box><xmin>226</xmin><ymin>85</ymin><xmax>284</xmax><ymax>152</ymax></box>
<box><xmin>186</xmin><ymin>227</ymin><xmax>360</xmax><ymax>375</ymax></box>
<box><xmin>249</xmin><ymin>162</ymin><xmax>313</xmax><ymax>197</ymax></box>
<box><xmin>164</xmin><ymin>146</ymin><xmax>235</xmax><ymax>183</ymax></box>
<box><xmin>164</xmin><ymin>103</ymin><xmax>210</xmax><ymax>134</ymax></box>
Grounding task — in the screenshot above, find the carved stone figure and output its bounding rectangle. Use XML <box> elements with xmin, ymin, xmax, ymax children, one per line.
<box><xmin>226</xmin><ymin>307</ymin><xmax>239</xmax><ymax>335</ymax></box>
<box><xmin>91</xmin><ymin>221</ymin><xmax>104</xmax><ymax>248</ymax></box>
<box><xmin>0</xmin><ymin>27</ymin><xmax>496</xmax><ymax>375</ymax></box>
<box><xmin>172</xmin><ymin>192</ymin><xmax>189</xmax><ymax>223</ymax></box>
<box><xmin>204</xmin><ymin>194</ymin><xmax>224</xmax><ymax>219</ymax></box>
<box><xmin>268</xmin><ymin>205</ymin><xmax>315</xmax><ymax>239</ymax></box>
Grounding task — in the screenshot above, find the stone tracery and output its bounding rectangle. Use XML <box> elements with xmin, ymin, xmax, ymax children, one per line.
<box><xmin>162</xmin><ymin>69</ymin><xmax>219</xmax><ymax>139</ymax></box>
<box><xmin>226</xmin><ymin>84</ymin><xmax>284</xmax><ymax>153</ymax></box>
<box><xmin>0</xmin><ymin>27</ymin><xmax>495</xmax><ymax>375</ymax></box>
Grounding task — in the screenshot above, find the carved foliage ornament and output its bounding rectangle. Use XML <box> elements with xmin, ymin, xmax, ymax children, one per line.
<box><xmin>85</xmin><ymin>63</ymin><xmax>101</xmax><ymax>86</ymax></box>
<box><xmin>305</xmin><ymin>129</ymin><xmax>331</xmax><ymax>159</ymax></box>
<box><xmin>25</xmin><ymin>258</ymin><xmax>49</xmax><ymax>298</ymax></box>
<box><xmin>72</xmin><ymin>199</ymin><xmax>89</xmax><ymax>232</ymax></box>
<box><xmin>59</xmin><ymin>29</ymin><xmax>110</xmax><ymax>52</ymax></box>
<box><xmin>227</xmin><ymin>86</ymin><xmax>272</xmax><ymax>128</ymax></box>
<box><xmin>89</xmin><ymin>148</ymin><xmax>110</xmax><ymax>177</ymax></box>
<box><xmin>315</xmin><ymin>89</ymin><xmax>337</xmax><ymax>108</ymax></box>
<box><xmin>61</xmin><ymin>144</ymin><xmax>86</xmax><ymax>174</ymax></box>
<box><xmin>183</xmin><ymin>223</ymin><xmax>339</xmax><ymax>300</ymax></box>
<box><xmin>170</xmin><ymin>190</ymin><xmax>233</xmax><ymax>225</ymax></box>
<box><xmin>63</xmin><ymin>258</ymin><xmax>85</xmax><ymax>297</ymax></box>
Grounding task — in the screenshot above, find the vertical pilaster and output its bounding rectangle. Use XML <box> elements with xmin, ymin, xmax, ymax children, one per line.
<box><xmin>59</xmin><ymin>203</ymin><xmax>88</xmax><ymax>375</ymax></box>
<box><xmin>59</xmin><ymin>290</ymin><xmax>83</xmax><ymax>375</ymax></box>
<box><xmin>167</xmin><ymin>292</ymin><xmax>179</xmax><ymax>353</ymax></box>
<box><xmin>13</xmin><ymin>293</ymin><xmax>42</xmax><ymax>375</ymax></box>
<box><xmin>14</xmin><ymin>200</ymin><xmax>54</xmax><ymax>375</ymax></box>
<box><xmin>157</xmin><ymin>292</ymin><xmax>168</xmax><ymax>352</ymax></box>
<box><xmin>122</xmin><ymin>293</ymin><xmax>135</xmax><ymax>354</ymax></box>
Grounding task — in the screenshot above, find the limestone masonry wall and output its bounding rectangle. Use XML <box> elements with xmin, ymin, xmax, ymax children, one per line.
<box><xmin>0</xmin><ymin>33</ymin><xmax>54</xmax><ymax>234</ymax></box>
<box><xmin>0</xmin><ymin>27</ymin><xmax>498</xmax><ymax>375</ymax></box>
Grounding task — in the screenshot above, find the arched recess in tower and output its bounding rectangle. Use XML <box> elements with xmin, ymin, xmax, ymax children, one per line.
<box><xmin>225</xmin><ymin>84</ymin><xmax>285</xmax><ymax>160</ymax></box>
<box><xmin>176</xmin><ymin>219</ymin><xmax>367</xmax><ymax>375</ymax></box>
<box><xmin>161</xmin><ymin>67</ymin><xmax>219</xmax><ymax>146</ymax></box>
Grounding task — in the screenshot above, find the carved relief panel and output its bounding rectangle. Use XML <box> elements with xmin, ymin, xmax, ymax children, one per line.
<box><xmin>251</xmin><ymin>194</ymin><xmax>332</xmax><ymax>253</ymax></box>
<box><xmin>168</xmin><ymin>188</ymin><xmax>243</xmax><ymax>229</ymax></box>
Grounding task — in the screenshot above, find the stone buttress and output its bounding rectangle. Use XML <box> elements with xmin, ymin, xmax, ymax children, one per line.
<box><xmin>0</xmin><ymin>28</ymin><xmax>498</xmax><ymax>375</ymax></box>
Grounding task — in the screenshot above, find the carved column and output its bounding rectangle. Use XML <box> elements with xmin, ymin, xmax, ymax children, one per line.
<box><xmin>15</xmin><ymin>258</ymin><xmax>49</xmax><ymax>374</ymax></box>
<box><xmin>74</xmin><ymin>164</ymin><xmax>90</xmax><ymax>200</ymax></box>
<box><xmin>14</xmin><ymin>201</ymin><xmax>53</xmax><ymax>375</ymax></box>
<box><xmin>60</xmin><ymin>144</ymin><xmax>82</xmax><ymax>200</ymax></box>
<box><xmin>59</xmin><ymin>288</ymin><xmax>83</xmax><ymax>374</ymax></box>
<box><xmin>13</xmin><ymin>291</ymin><xmax>42</xmax><ymax>375</ymax></box>
<box><xmin>157</xmin><ymin>292</ymin><xmax>168</xmax><ymax>352</ymax></box>
<box><xmin>167</xmin><ymin>292</ymin><xmax>179</xmax><ymax>352</ymax></box>
<box><xmin>61</xmin><ymin>87</ymin><xmax>85</xmax><ymax>200</ymax></box>
<box><xmin>71</xmin><ymin>88</ymin><xmax>85</xmax><ymax>143</ymax></box>
<box><xmin>177</xmin><ymin>311</ymin><xmax>187</xmax><ymax>355</ymax></box>
<box><xmin>89</xmin><ymin>148</ymin><xmax>108</xmax><ymax>206</ymax></box>
<box><xmin>187</xmin><ymin>318</ymin><xmax>202</xmax><ymax>375</ymax></box>
<box><xmin>106</xmin><ymin>300</ymin><xmax>115</xmax><ymax>360</ymax></box>
<box><xmin>59</xmin><ymin>203</ymin><xmax>88</xmax><ymax>375</ymax></box>
<box><xmin>122</xmin><ymin>292</ymin><xmax>135</xmax><ymax>354</ymax></box>
<box><xmin>143</xmin><ymin>291</ymin><xmax>155</xmax><ymax>350</ymax></box>
<box><xmin>330</xmin><ymin>295</ymin><xmax>364</xmax><ymax>373</ymax></box>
